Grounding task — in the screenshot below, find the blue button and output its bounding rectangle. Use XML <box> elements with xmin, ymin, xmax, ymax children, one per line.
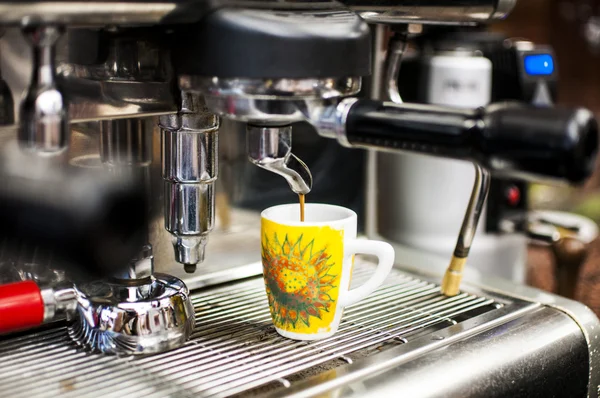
<box><xmin>524</xmin><ymin>54</ymin><xmax>555</xmax><ymax>75</ymax></box>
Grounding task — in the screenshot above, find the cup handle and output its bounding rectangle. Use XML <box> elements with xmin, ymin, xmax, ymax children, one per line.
<box><xmin>339</xmin><ymin>239</ymin><xmax>395</xmax><ymax>307</ymax></box>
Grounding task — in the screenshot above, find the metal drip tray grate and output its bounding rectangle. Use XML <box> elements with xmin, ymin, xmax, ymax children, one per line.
<box><xmin>0</xmin><ymin>262</ymin><xmax>499</xmax><ymax>398</ymax></box>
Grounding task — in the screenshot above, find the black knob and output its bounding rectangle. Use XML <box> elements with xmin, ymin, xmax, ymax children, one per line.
<box><xmin>552</xmin><ymin>236</ymin><xmax>588</xmax><ymax>299</ymax></box>
<box><xmin>482</xmin><ymin>103</ymin><xmax>597</xmax><ymax>184</ymax></box>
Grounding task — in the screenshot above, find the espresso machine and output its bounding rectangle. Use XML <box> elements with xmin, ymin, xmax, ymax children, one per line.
<box><xmin>0</xmin><ymin>1</ymin><xmax>600</xmax><ymax>397</ymax></box>
<box><xmin>374</xmin><ymin>28</ymin><xmax>561</xmax><ymax>282</ymax></box>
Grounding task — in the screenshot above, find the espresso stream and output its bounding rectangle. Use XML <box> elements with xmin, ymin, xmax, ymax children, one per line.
<box><xmin>299</xmin><ymin>194</ymin><xmax>305</xmax><ymax>222</ymax></box>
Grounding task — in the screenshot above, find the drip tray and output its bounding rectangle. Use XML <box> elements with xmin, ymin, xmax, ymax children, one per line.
<box><xmin>0</xmin><ymin>261</ymin><xmax>502</xmax><ymax>398</ymax></box>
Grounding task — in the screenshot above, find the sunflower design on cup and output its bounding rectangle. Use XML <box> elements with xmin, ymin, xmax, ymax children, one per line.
<box><xmin>262</xmin><ymin>232</ymin><xmax>340</xmax><ymax>333</ymax></box>
<box><xmin>261</xmin><ymin>204</ymin><xmax>394</xmax><ymax>340</ymax></box>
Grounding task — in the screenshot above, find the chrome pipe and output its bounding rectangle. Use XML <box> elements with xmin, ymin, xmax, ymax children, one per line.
<box><xmin>159</xmin><ymin>92</ymin><xmax>219</xmax><ymax>271</ymax></box>
<box><xmin>18</xmin><ymin>26</ymin><xmax>68</xmax><ymax>154</ymax></box>
<box><xmin>342</xmin><ymin>0</ymin><xmax>517</xmax><ymax>25</ymax></box>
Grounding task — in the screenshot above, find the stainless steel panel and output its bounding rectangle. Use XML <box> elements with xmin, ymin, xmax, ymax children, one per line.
<box><xmin>0</xmin><ymin>0</ymin><xmax>517</xmax><ymax>26</ymax></box>
<box><xmin>0</xmin><ymin>28</ymin><xmax>178</xmax><ymax>130</ymax></box>
<box><xmin>276</xmin><ymin>306</ymin><xmax>588</xmax><ymax>398</ymax></box>
<box><xmin>458</xmin><ymin>266</ymin><xmax>600</xmax><ymax>397</ymax></box>
<box><xmin>342</xmin><ymin>0</ymin><xmax>516</xmax><ymax>24</ymax></box>
<box><xmin>0</xmin><ymin>261</ymin><xmax>505</xmax><ymax>398</ymax></box>
<box><xmin>0</xmin><ymin>2</ymin><xmax>178</xmax><ymax>25</ymax></box>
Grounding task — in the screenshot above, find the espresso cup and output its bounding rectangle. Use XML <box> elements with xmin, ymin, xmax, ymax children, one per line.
<box><xmin>261</xmin><ymin>203</ymin><xmax>395</xmax><ymax>340</ymax></box>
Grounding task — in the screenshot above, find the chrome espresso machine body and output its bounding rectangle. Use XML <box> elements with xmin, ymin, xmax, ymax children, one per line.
<box><xmin>0</xmin><ymin>1</ymin><xmax>600</xmax><ymax>397</ymax></box>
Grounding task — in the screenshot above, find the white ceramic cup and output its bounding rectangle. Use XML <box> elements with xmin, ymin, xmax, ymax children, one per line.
<box><xmin>261</xmin><ymin>203</ymin><xmax>395</xmax><ymax>340</ymax></box>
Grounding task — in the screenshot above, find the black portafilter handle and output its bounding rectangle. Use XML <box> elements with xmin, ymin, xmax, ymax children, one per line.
<box><xmin>343</xmin><ymin>100</ymin><xmax>599</xmax><ymax>184</ymax></box>
<box><xmin>0</xmin><ymin>166</ymin><xmax>148</xmax><ymax>280</ymax></box>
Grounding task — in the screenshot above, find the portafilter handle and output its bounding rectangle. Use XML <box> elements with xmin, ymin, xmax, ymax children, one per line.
<box><xmin>318</xmin><ymin>99</ymin><xmax>598</xmax><ymax>184</ymax></box>
<box><xmin>0</xmin><ymin>281</ymin><xmax>77</xmax><ymax>334</ymax></box>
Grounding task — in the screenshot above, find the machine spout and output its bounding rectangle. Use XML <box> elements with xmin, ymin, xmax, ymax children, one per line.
<box><xmin>172</xmin><ymin>236</ymin><xmax>206</xmax><ymax>273</ymax></box>
<box><xmin>246</xmin><ymin>125</ymin><xmax>313</xmax><ymax>195</ymax></box>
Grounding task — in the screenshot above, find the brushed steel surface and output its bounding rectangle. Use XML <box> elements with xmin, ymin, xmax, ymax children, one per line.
<box><xmin>0</xmin><ymin>261</ymin><xmax>502</xmax><ymax>398</ymax></box>
<box><xmin>279</xmin><ymin>306</ymin><xmax>588</xmax><ymax>398</ymax></box>
<box><xmin>185</xmin><ymin>76</ymin><xmax>361</xmax><ymax>124</ymax></box>
<box><xmin>0</xmin><ymin>0</ymin><xmax>516</xmax><ymax>26</ymax></box>
<box><xmin>342</xmin><ymin>0</ymin><xmax>515</xmax><ymax>24</ymax></box>
<box><xmin>273</xmin><ymin>264</ymin><xmax>600</xmax><ymax>398</ymax></box>
<box><xmin>456</xmin><ymin>266</ymin><xmax>600</xmax><ymax>397</ymax></box>
<box><xmin>0</xmin><ymin>2</ymin><xmax>177</xmax><ymax>25</ymax></box>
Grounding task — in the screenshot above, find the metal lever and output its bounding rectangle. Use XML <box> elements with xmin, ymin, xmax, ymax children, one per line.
<box><xmin>552</xmin><ymin>236</ymin><xmax>587</xmax><ymax>299</ymax></box>
<box><xmin>385</xmin><ymin>31</ymin><xmax>408</xmax><ymax>104</ymax></box>
<box><xmin>527</xmin><ymin>213</ymin><xmax>595</xmax><ymax>299</ymax></box>
<box><xmin>246</xmin><ymin>125</ymin><xmax>313</xmax><ymax>195</ymax></box>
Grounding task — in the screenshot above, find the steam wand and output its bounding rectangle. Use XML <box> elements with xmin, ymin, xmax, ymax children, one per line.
<box><xmin>383</xmin><ymin>29</ymin><xmax>498</xmax><ymax>296</ymax></box>
<box><xmin>440</xmin><ymin>165</ymin><xmax>491</xmax><ymax>295</ymax></box>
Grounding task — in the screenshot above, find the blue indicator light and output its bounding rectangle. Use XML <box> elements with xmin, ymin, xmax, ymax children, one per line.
<box><xmin>524</xmin><ymin>54</ymin><xmax>555</xmax><ymax>76</ymax></box>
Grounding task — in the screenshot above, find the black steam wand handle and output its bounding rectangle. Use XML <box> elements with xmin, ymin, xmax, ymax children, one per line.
<box><xmin>317</xmin><ymin>98</ymin><xmax>599</xmax><ymax>295</ymax></box>
<box><xmin>342</xmin><ymin>99</ymin><xmax>599</xmax><ymax>184</ymax></box>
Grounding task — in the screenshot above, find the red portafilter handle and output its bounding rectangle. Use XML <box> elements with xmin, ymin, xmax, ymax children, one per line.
<box><xmin>0</xmin><ymin>281</ymin><xmax>44</xmax><ymax>333</ymax></box>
